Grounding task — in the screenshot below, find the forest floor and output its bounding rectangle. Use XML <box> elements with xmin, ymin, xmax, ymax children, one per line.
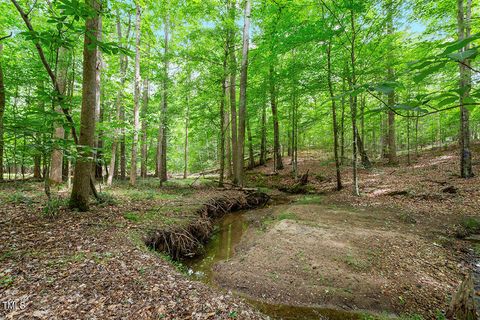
<box><xmin>0</xmin><ymin>179</ymin><xmax>266</xmax><ymax>319</ymax></box>
<box><xmin>1</xmin><ymin>143</ymin><xmax>479</xmax><ymax>320</ymax></box>
<box><xmin>223</xmin><ymin>142</ymin><xmax>480</xmax><ymax>319</ymax></box>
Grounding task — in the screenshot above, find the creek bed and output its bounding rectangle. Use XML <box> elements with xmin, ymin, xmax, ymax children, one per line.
<box><xmin>183</xmin><ymin>207</ymin><xmax>361</xmax><ymax>320</ymax></box>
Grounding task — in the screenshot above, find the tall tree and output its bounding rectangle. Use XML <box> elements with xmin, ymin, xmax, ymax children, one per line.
<box><xmin>236</xmin><ymin>0</ymin><xmax>251</xmax><ymax>186</ymax></box>
<box><xmin>457</xmin><ymin>0</ymin><xmax>474</xmax><ymax>178</ymax></box>
<box><xmin>158</xmin><ymin>13</ymin><xmax>169</xmax><ymax>184</ymax></box>
<box><xmin>0</xmin><ymin>43</ymin><xmax>4</xmax><ymax>181</ymax></box>
<box><xmin>49</xmin><ymin>46</ymin><xmax>68</xmax><ymax>184</ymax></box>
<box><xmin>141</xmin><ymin>77</ymin><xmax>149</xmax><ymax>179</ymax></box>
<box><xmin>270</xmin><ymin>65</ymin><xmax>283</xmax><ymax>171</ymax></box>
<box><xmin>70</xmin><ymin>0</ymin><xmax>101</xmax><ymax>210</ymax></box>
<box><xmin>385</xmin><ymin>0</ymin><xmax>397</xmax><ymax>165</ymax></box>
<box><xmin>349</xmin><ymin>7</ymin><xmax>360</xmax><ymax>196</ymax></box>
<box><xmin>227</xmin><ymin>0</ymin><xmax>239</xmax><ymax>184</ymax></box>
<box><xmin>130</xmin><ymin>3</ymin><xmax>142</xmax><ymax>186</ymax></box>
<box><xmin>107</xmin><ymin>11</ymin><xmax>130</xmax><ymax>186</ymax></box>
<box><xmin>327</xmin><ymin>40</ymin><xmax>342</xmax><ymax>191</ymax></box>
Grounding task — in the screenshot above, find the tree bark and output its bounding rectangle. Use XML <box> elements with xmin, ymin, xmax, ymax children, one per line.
<box><xmin>225</xmin><ymin>106</ymin><xmax>233</xmax><ymax>178</ymax></box>
<box><xmin>327</xmin><ymin>41</ymin><xmax>342</xmax><ymax>191</ymax></box>
<box><xmin>183</xmin><ymin>82</ymin><xmax>190</xmax><ymax>179</ymax></box>
<box><xmin>49</xmin><ymin>46</ymin><xmax>68</xmax><ymax>184</ymax></box>
<box><xmin>70</xmin><ymin>0</ymin><xmax>100</xmax><ymax>211</ymax></box>
<box><xmin>385</xmin><ymin>0</ymin><xmax>397</xmax><ymax>165</ymax></box>
<box><xmin>141</xmin><ymin>76</ymin><xmax>149</xmax><ymax>178</ymax></box>
<box><xmin>0</xmin><ymin>44</ymin><xmax>4</xmax><ymax>181</ymax></box>
<box><xmin>130</xmin><ymin>3</ymin><xmax>141</xmax><ymax>186</ymax></box>
<box><xmin>340</xmin><ymin>77</ymin><xmax>346</xmax><ymax>165</ymax></box>
<box><xmin>259</xmin><ymin>90</ymin><xmax>267</xmax><ymax>166</ymax></box>
<box><xmin>270</xmin><ymin>65</ymin><xmax>283</xmax><ymax>171</ymax></box>
<box><xmin>457</xmin><ymin>0</ymin><xmax>474</xmax><ymax>178</ymax></box>
<box><xmin>219</xmin><ymin>45</ymin><xmax>228</xmax><ymax>186</ymax></box>
<box><xmin>349</xmin><ymin>9</ymin><xmax>360</xmax><ymax>196</ymax></box>
<box><xmin>94</xmin><ymin>16</ymin><xmax>103</xmax><ymax>179</ymax></box>
<box><xmin>228</xmin><ymin>0</ymin><xmax>238</xmax><ymax>184</ymax></box>
<box><xmin>247</xmin><ymin>117</ymin><xmax>255</xmax><ymax>170</ymax></box>
<box><xmin>111</xmin><ymin>14</ymin><xmax>131</xmax><ymax>184</ymax></box>
<box><xmin>236</xmin><ymin>0</ymin><xmax>251</xmax><ymax>186</ymax></box>
<box><xmin>158</xmin><ymin>14</ymin><xmax>169</xmax><ymax>184</ymax></box>
<box><xmin>356</xmin><ymin>128</ymin><xmax>372</xmax><ymax>169</ymax></box>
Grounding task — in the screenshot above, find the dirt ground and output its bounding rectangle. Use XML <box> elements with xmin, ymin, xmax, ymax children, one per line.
<box><xmin>214</xmin><ymin>197</ymin><xmax>463</xmax><ymax>319</ymax></box>
<box><xmin>0</xmin><ymin>179</ymin><xmax>266</xmax><ymax>319</ymax></box>
<box><xmin>211</xmin><ymin>143</ymin><xmax>480</xmax><ymax>319</ymax></box>
<box><xmin>1</xmin><ymin>143</ymin><xmax>479</xmax><ymax>319</ymax></box>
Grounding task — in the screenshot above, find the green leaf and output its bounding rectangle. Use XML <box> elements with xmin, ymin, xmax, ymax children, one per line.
<box><xmin>413</xmin><ymin>61</ymin><xmax>447</xmax><ymax>83</ymax></box>
<box><xmin>437</xmin><ymin>97</ymin><xmax>457</xmax><ymax>107</ymax></box>
<box><xmin>441</xmin><ymin>33</ymin><xmax>480</xmax><ymax>55</ymax></box>
<box><xmin>373</xmin><ymin>83</ymin><xmax>394</xmax><ymax>94</ymax></box>
<box><xmin>447</xmin><ymin>48</ymin><xmax>477</xmax><ymax>62</ymax></box>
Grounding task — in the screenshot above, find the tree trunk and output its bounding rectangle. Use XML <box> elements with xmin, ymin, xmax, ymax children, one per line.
<box><xmin>0</xmin><ymin>44</ymin><xmax>4</xmax><ymax>181</ymax></box>
<box><xmin>327</xmin><ymin>41</ymin><xmax>342</xmax><ymax>191</ymax></box>
<box><xmin>361</xmin><ymin>95</ymin><xmax>365</xmax><ymax>146</ymax></box>
<box><xmin>457</xmin><ymin>0</ymin><xmax>474</xmax><ymax>178</ymax></box>
<box><xmin>130</xmin><ymin>4</ymin><xmax>141</xmax><ymax>186</ymax></box>
<box><xmin>141</xmin><ymin>76</ymin><xmax>149</xmax><ymax>179</ymax></box>
<box><xmin>340</xmin><ymin>76</ymin><xmax>346</xmax><ymax>165</ymax></box>
<box><xmin>70</xmin><ymin>0</ymin><xmax>100</xmax><ymax>211</ymax></box>
<box><xmin>407</xmin><ymin>111</ymin><xmax>411</xmax><ymax>165</ymax></box>
<box><xmin>120</xmin><ymin>107</ymin><xmax>126</xmax><ymax>180</ymax></box>
<box><xmin>108</xmin><ymin>12</ymin><xmax>130</xmax><ymax>186</ymax></box>
<box><xmin>446</xmin><ymin>273</ymin><xmax>477</xmax><ymax>320</ymax></box>
<box><xmin>356</xmin><ymin>128</ymin><xmax>372</xmax><ymax>169</ymax></box>
<box><xmin>349</xmin><ymin>9</ymin><xmax>360</xmax><ymax>196</ymax></box>
<box><xmin>385</xmin><ymin>0</ymin><xmax>397</xmax><ymax>165</ymax></box>
<box><xmin>33</xmin><ymin>155</ymin><xmax>41</xmax><ymax>179</ymax></box>
<box><xmin>415</xmin><ymin>112</ymin><xmax>419</xmax><ymax>157</ymax></box>
<box><xmin>225</xmin><ymin>106</ymin><xmax>233</xmax><ymax>178</ymax></box>
<box><xmin>228</xmin><ymin>0</ymin><xmax>238</xmax><ymax>184</ymax></box>
<box><xmin>236</xmin><ymin>0</ymin><xmax>251</xmax><ymax>186</ymax></box>
<box><xmin>94</xmin><ymin>17</ymin><xmax>103</xmax><ymax>179</ymax></box>
<box><xmin>259</xmin><ymin>91</ymin><xmax>267</xmax><ymax>166</ymax></box>
<box><xmin>50</xmin><ymin>46</ymin><xmax>68</xmax><ymax>184</ymax></box>
<box><xmin>270</xmin><ymin>65</ymin><xmax>283</xmax><ymax>171</ymax></box>
<box><xmin>158</xmin><ymin>14</ymin><xmax>169</xmax><ymax>184</ymax></box>
<box><xmin>247</xmin><ymin>117</ymin><xmax>255</xmax><ymax>170</ymax></box>
<box><xmin>219</xmin><ymin>46</ymin><xmax>228</xmax><ymax>186</ymax></box>
<box><xmin>183</xmin><ymin>85</ymin><xmax>190</xmax><ymax>179</ymax></box>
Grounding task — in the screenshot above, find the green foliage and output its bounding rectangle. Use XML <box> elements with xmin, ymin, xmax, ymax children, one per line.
<box><xmin>158</xmin><ymin>253</ymin><xmax>189</xmax><ymax>275</ymax></box>
<box><xmin>7</xmin><ymin>192</ymin><xmax>33</xmax><ymax>205</ymax></box>
<box><xmin>42</xmin><ymin>197</ymin><xmax>67</xmax><ymax>218</ymax></box>
<box><xmin>0</xmin><ymin>275</ymin><xmax>15</xmax><ymax>289</ymax></box>
<box><xmin>461</xmin><ymin>217</ymin><xmax>480</xmax><ymax>234</ymax></box>
<box><xmin>96</xmin><ymin>192</ymin><xmax>117</xmax><ymax>206</ymax></box>
<box><xmin>123</xmin><ymin>212</ymin><xmax>140</xmax><ymax>222</ymax></box>
<box><xmin>277</xmin><ymin>212</ymin><xmax>297</xmax><ymax>221</ymax></box>
<box><xmin>296</xmin><ymin>195</ymin><xmax>323</xmax><ymax>205</ymax></box>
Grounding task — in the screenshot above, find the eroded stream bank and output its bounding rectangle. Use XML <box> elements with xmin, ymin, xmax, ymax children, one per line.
<box><xmin>183</xmin><ymin>193</ymin><xmax>465</xmax><ymax>319</ymax></box>
<box><xmin>184</xmin><ymin>202</ymin><xmax>363</xmax><ymax>320</ymax></box>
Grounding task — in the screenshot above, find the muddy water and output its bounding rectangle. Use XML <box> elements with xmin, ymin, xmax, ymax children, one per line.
<box><xmin>184</xmin><ymin>209</ymin><xmax>361</xmax><ymax>320</ymax></box>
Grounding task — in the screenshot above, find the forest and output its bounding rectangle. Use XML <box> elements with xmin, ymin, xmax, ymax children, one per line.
<box><xmin>1</xmin><ymin>0</ymin><xmax>479</xmax><ymax>319</ymax></box>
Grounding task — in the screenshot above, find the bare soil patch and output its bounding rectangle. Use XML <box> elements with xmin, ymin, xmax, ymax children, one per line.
<box><xmin>213</xmin><ymin>200</ymin><xmax>464</xmax><ymax>318</ymax></box>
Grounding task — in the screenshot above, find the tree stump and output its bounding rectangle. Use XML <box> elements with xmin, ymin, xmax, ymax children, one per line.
<box><xmin>446</xmin><ymin>273</ymin><xmax>478</xmax><ymax>320</ymax></box>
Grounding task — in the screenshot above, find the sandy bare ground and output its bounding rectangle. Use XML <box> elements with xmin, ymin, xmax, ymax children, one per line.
<box><xmin>213</xmin><ymin>199</ymin><xmax>464</xmax><ymax>318</ymax></box>
<box><xmin>210</xmin><ymin>144</ymin><xmax>480</xmax><ymax>319</ymax></box>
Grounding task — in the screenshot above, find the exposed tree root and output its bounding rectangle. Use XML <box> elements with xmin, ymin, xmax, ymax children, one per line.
<box><xmin>144</xmin><ymin>191</ymin><xmax>270</xmax><ymax>259</ymax></box>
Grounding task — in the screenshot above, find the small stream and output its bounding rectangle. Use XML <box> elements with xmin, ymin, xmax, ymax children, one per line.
<box><xmin>183</xmin><ymin>209</ymin><xmax>361</xmax><ymax>320</ymax></box>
